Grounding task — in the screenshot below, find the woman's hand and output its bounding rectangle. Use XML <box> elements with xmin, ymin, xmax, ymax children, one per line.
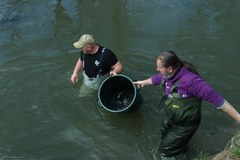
<box><xmin>133</xmin><ymin>78</ymin><xmax>153</xmax><ymax>88</ymax></box>
<box><xmin>133</xmin><ymin>81</ymin><xmax>145</xmax><ymax>88</ymax></box>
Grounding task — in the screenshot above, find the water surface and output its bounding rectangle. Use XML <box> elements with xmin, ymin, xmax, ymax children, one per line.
<box><xmin>0</xmin><ymin>0</ymin><xmax>240</xmax><ymax>159</ymax></box>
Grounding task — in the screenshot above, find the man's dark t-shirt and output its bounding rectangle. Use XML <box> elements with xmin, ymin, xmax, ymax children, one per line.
<box><xmin>80</xmin><ymin>45</ymin><xmax>118</xmax><ymax>78</ymax></box>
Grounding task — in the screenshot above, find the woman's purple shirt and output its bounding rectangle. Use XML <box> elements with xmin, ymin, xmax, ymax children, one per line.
<box><xmin>151</xmin><ymin>67</ymin><xmax>224</xmax><ymax>108</ymax></box>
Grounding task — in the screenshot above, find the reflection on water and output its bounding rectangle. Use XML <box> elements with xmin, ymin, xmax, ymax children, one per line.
<box><xmin>0</xmin><ymin>0</ymin><xmax>240</xmax><ymax>159</ymax></box>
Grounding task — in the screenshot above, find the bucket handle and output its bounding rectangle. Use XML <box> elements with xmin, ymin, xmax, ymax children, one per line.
<box><xmin>96</xmin><ymin>98</ymin><xmax>103</xmax><ymax>108</ymax></box>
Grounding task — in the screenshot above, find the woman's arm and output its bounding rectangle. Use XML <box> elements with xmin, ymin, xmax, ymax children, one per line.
<box><xmin>220</xmin><ymin>100</ymin><xmax>240</xmax><ymax>123</ymax></box>
<box><xmin>133</xmin><ymin>78</ymin><xmax>153</xmax><ymax>88</ymax></box>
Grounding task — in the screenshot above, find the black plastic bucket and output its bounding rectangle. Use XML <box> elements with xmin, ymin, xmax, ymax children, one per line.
<box><xmin>97</xmin><ymin>74</ymin><xmax>140</xmax><ymax>113</ymax></box>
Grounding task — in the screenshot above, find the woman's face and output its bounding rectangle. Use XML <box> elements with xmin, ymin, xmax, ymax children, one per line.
<box><xmin>156</xmin><ymin>59</ymin><xmax>173</xmax><ymax>77</ymax></box>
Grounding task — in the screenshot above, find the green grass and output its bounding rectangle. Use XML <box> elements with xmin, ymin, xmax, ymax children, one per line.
<box><xmin>193</xmin><ymin>147</ymin><xmax>240</xmax><ymax>160</ymax></box>
<box><xmin>230</xmin><ymin>146</ymin><xmax>240</xmax><ymax>157</ymax></box>
<box><xmin>193</xmin><ymin>151</ymin><xmax>211</xmax><ymax>160</ymax></box>
<box><xmin>192</xmin><ymin>131</ymin><xmax>240</xmax><ymax>160</ymax></box>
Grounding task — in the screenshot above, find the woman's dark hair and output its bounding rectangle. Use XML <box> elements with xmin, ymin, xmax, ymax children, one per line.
<box><xmin>182</xmin><ymin>60</ymin><xmax>199</xmax><ymax>75</ymax></box>
<box><xmin>157</xmin><ymin>50</ymin><xmax>199</xmax><ymax>75</ymax></box>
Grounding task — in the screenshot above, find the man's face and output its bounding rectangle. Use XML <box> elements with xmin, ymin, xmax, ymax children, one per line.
<box><xmin>81</xmin><ymin>44</ymin><xmax>92</xmax><ymax>54</ymax></box>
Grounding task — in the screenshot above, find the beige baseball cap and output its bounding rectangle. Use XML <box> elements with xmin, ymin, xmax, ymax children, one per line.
<box><xmin>73</xmin><ymin>34</ymin><xmax>95</xmax><ymax>49</ymax></box>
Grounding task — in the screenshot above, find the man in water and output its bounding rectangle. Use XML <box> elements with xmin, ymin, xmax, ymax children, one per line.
<box><xmin>71</xmin><ymin>34</ymin><xmax>122</xmax><ymax>90</ymax></box>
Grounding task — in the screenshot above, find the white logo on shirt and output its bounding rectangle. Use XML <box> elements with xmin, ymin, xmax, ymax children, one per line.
<box><xmin>182</xmin><ymin>94</ymin><xmax>187</xmax><ymax>98</ymax></box>
<box><xmin>95</xmin><ymin>60</ymin><xmax>100</xmax><ymax>66</ymax></box>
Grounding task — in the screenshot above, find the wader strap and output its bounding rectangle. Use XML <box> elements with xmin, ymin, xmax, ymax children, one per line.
<box><xmin>157</xmin><ymin>78</ymin><xmax>181</xmax><ymax>110</ymax></box>
<box><xmin>157</xmin><ymin>78</ymin><xmax>167</xmax><ymax>110</ymax></box>
<box><xmin>82</xmin><ymin>51</ymin><xmax>85</xmax><ymax>70</ymax></box>
<box><xmin>169</xmin><ymin>80</ymin><xmax>182</xmax><ymax>98</ymax></box>
<box><xmin>160</xmin><ymin>78</ymin><xmax>167</xmax><ymax>87</ymax></box>
<box><xmin>97</xmin><ymin>47</ymin><xmax>105</xmax><ymax>76</ymax></box>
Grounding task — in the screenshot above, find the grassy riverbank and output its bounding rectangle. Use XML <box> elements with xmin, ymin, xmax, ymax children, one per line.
<box><xmin>195</xmin><ymin>131</ymin><xmax>240</xmax><ymax>160</ymax></box>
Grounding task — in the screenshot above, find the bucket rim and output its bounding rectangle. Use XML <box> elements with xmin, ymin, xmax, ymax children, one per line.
<box><xmin>97</xmin><ymin>74</ymin><xmax>137</xmax><ymax>113</ymax></box>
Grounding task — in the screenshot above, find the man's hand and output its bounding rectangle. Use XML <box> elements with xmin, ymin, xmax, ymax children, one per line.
<box><xmin>110</xmin><ymin>71</ymin><xmax>117</xmax><ymax>76</ymax></box>
<box><xmin>71</xmin><ymin>74</ymin><xmax>78</xmax><ymax>84</ymax></box>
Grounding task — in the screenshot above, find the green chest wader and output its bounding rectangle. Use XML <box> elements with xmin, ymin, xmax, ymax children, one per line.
<box><xmin>158</xmin><ymin>79</ymin><xmax>202</xmax><ymax>157</ymax></box>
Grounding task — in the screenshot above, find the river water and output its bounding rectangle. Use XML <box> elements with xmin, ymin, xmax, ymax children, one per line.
<box><xmin>0</xmin><ymin>0</ymin><xmax>240</xmax><ymax>160</ymax></box>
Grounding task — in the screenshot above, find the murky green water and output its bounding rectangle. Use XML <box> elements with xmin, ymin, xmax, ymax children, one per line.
<box><xmin>1</xmin><ymin>0</ymin><xmax>240</xmax><ymax>159</ymax></box>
